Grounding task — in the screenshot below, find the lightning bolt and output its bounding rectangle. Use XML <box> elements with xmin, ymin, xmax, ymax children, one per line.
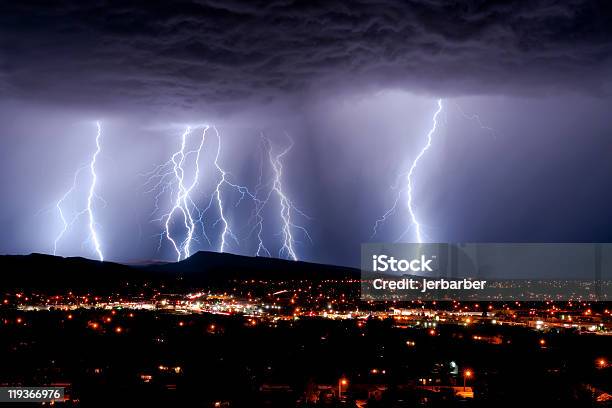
<box><xmin>406</xmin><ymin>99</ymin><xmax>443</xmax><ymax>243</ymax></box>
<box><xmin>205</xmin><ymin>126</ymin><xmax>262</xmax><ymax>253</ymax></box>
<box><xmin>149</xmin><ymin>126</ymin><xmax>210</xmax><ymax>261</ymax></box>
<box><xmin>182</xmin><ymin>127</ymin><xmax>208</xmax><ymax>257</ymax></box>
<box><xmin>262</xmin><ymin>134</ymin><xmax>311</xmax><ymax>261</ymax></box>
<box><xmin>53</xmin><ymin>165</ymin><xmax>87</xmax><ymax>256</ymax></box>
<box><xmin>251</xmin><ymin>139</ymin><xmax>271</xmax><ymax>257</ymax></box>
<box><xmin>372</xmin><ymin>99</ymin><xmax>443</xmax><ymax>243</ymax></box>
<box><xmin>210</xmin><ymin>126</ymin><xmax>232</xmax><ymax>253</ymax></box>
<box><xmin>163</xmin><ymin>126</ymin><xmax>192</xmax><ymax>260</ymax></box>
<box><xmin>86</xmin><ymin>121</ymin><xmax>104</xmax><ymax>261</ymax></box>
<box><xmin>53</xmin><ymin>122</ymin><xmax>105</xmax><ymax>260</ymax></box>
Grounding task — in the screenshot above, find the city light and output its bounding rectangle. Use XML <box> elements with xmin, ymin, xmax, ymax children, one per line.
<box><xmin>463</xmin><ymin>369</ymin><xmax>473</xmax><ymax>391</ymax></box>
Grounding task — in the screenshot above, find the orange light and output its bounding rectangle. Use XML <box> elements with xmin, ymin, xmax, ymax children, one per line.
<box><xmin>67</xmin><ymin>314</ymin><xmax>73</xmax><ymax>320</ymax></box>
<box><xmin>464</xmin><ymin>370</ymin><xmax>473</xmax><ymax>378</ymax></box>
<box><xmin>105</xmin><ymin>317</ymin><xmax>112</xmax><ymax>323</ymax></box>
<box><xmin>341</xmin><ymin>379</ymin><xmax>348</xmax><ymax>386</ymax></box>
<box><xmin>178</xmin><ymin>321</ymin><xmax>185</xmax><ymax>327</ymax></box>
<box><xmin>16</xmin><ymin>317</ymin><xmax>22</xmax><ymax>324</ymax></box>
<box><xmin>599</xmin><ymin>359</ymin><xmax>607</xmax><ymax>367</ymax></box>
<box><xmin>91</xmin><ymin>323</ymin><xmax>99</xmax><ymax>329</ymax></box>
<box><xmin>115</xmin><ymin>326</ymin><xmax>123</xmax><ymax>333</ymax></box>
<box><xmin>539</xmin><ymin>339</ymin><xmax>546</xmax><ymax>346</ymax></box>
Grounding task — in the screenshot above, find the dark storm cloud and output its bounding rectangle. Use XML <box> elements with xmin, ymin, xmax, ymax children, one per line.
<box><xmin>1</xmin><ymin>0</ymin><xmax>611</xmax><ymax>112</ymax></box>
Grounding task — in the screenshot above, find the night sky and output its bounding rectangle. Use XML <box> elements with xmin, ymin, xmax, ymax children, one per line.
<box><xmin>1</xmin><ymin>1</ymin><xmax>612</xmax><ymax>267</ymax></box>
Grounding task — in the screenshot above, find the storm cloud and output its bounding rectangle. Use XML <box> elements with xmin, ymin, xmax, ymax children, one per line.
<box><xmin>1</xmin><ymin>1</ymin><xmax>612</xmax><ymax>267</ymax></box>
<box><xmin>2</xmin><ymin>0</ymin><xmax>612</xmax><ymax>114</ymax></box>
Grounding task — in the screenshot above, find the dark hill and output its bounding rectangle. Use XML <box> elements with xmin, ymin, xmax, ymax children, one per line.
<box><xmin>142</xmin><ymin>251</ymin><xmax>360</xmax><ymax>283</ymax></box>
<box><xmin>0</xmin><ymin>253</ymin><xmax>143</xmax><ymax>291</ymax></box>
<box><xmin>0</xmin><ymin>252</ymin><xmax>360</xmax><ymax>291</ymax></box>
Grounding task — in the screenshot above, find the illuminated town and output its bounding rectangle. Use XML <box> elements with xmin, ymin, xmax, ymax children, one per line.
<box><xmin>1</xmin><ymin>278</ymin><xmax>610</xmax><ymax>406</ymax></box>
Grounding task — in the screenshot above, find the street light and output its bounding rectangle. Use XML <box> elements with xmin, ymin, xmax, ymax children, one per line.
<box><xmin>463</xmin><ymin>369</ymin><xmax>472</xmax><ymax>391</ymax></box>
<box><xmin>338</xmin><ymin>377</ymin><xmax>348</xmax><ymax>399</ymax></box>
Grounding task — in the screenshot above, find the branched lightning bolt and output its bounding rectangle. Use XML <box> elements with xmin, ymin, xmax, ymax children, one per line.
<box><xmin>53</xmin><ymin>165</ymin><xmax>87</xmax><ymax>255</ymax></box>
<box><xmin>148</xmin><ymin>126</ymin><xmax>210</xmax><ymax>261</ymax></box>
<box><xmin>163</xmin><ymin>126</ymin><xmax>192</xmax><ymax>260</ymax></box>
<box><xmin>251</xmin><ymin>140</ymin><xmax>271</xmax><ymax>257</ymax></box>
<box><xmin>262</xmin><ymin>134</ymin><xmax>311</xmax><ymax>261</ymax></box>
<box><xmin>53</xmin><ymin>122</ymin><xmax>105</xmax><ymax>260</ymax></box>
<box><xmin>406</xmin><ymin>99</ymin><xmax>443</xmax><ymax>243</ymax></box>
<box><xmin>210</xmin><ymin>126</ymin><xmax>232</xmax><ymax>253</ymax></box>
<box><xmin>205</xmin><ymin>126</ymin><xmax>262</xmax><ymax>253</ymax></box>
<box><xmin>269</xmin><ymin>137</ymin><xmax>298</xmax><ymax>260</ymax></box>
<box><xmin>372</xmin><ymin>99</ymin><xmax>443</xmax><ymax>243</ymax></box>
<box><xmin>87</xmin><ymin>122</ymin><xmax>104</xmax><ymax>261</ymax></box>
